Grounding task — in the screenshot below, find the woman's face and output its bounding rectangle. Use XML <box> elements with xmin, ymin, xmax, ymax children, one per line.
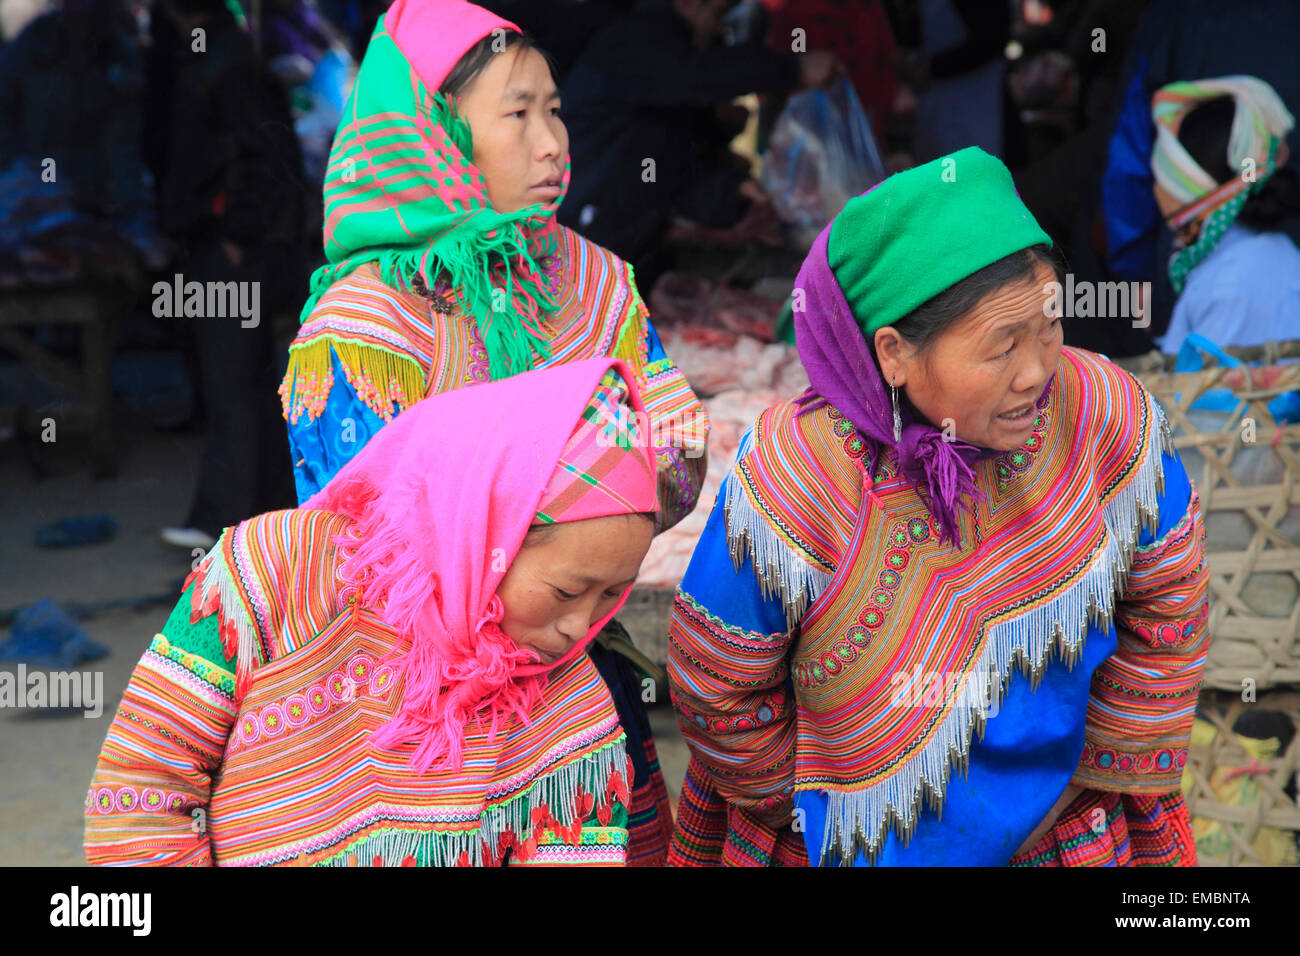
<box><xmin>875</xmin><ymin>261</ymin><xmax>1063</xmax><ymax>452</ymax></box>
<box><xmin>496</xmin><ymin>514</ymin><xmax>654</xmax><ymax>665</ymax></box>
<box><xmin>454</xmin><ymin>46</ymin><xmax>568</xmax><ymax>215</ymax></box>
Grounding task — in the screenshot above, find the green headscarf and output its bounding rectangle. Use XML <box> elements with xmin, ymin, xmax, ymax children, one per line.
<box><xmin>828</xmin><ymin>147</ymin><xmax>1052</xmax><ymax>335</ymax></box>
<box><xmin>300</xmin><ymin>15</ymin><xmax>571</xmax><ymax>380</ymax></box>
<box><xmin>1151</xmin><ymin>76</ymin><xmax>1295</xmax><ymax>294</ymax></box>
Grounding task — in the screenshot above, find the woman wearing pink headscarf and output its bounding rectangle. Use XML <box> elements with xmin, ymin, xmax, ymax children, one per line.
<box><xmin>277</xmin><ymin>0</ymin><xmax>707</xmax><ymax>864</ymax></box>
<box><xmin>86</xmin><ymin>358</ymin><xmax>660</xmax><ymax>866</ymax></box>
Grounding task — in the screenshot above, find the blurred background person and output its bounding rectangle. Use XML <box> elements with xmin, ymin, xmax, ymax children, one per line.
<box><xmin>901</xmin><ymin>0</ymin><xmax>1012</xmax><ymax>163</ymax></box>
<box><xmin>479</xmin><ymin>0</ymin><xmax>636</xmax><ymax>81</ymax></box>
<box><xmin>762</xmin><ymin>0</ymin><xmax>908</xmax><ymax>146</ymax></box>
<box><xmin>1149</xmin><ymin>77</ymin><xmax>1299</xmax><ymax>355</ymax></box>
<box><xmin>148</xmin><ymin>0</ymin><xmax>307</xmax><ymax>550</ymax></box>
<box><xmin>0</xmin><ymin>0</ymin><xmax>163</xmax><ymax>282</ymax></box>
<box><xmin>557</xmin><ymin>0</ymin><xmax>842</xmax><ymax>286</ymax></box>
<box><xmin>261</xmin><ymin>0</ymin><xmax>348</xmax><ymax>64</ymax></box>
<box><xmin>1099</xmin><ymin>0</ymin><xmax>1300</xmax><ymax>348</ymax></box>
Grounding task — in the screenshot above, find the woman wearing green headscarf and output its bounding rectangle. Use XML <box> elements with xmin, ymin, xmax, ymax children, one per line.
<box><xmin>668</xmin><ymin>148</ymin><xmax>1209</xmax><ymax>867</ymax></box>
<box><xmin>277</xmin><ymin>0</ymin><xmax>709</xmax><ymax>865</ymax></box>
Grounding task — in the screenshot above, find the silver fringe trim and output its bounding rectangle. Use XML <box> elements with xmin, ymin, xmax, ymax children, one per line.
<box><xmin>317</xmin><ymin>736</ymin><xmax>627</xmax><ymax>867</ymax></box>
<box><xmin>720</xmin><ymin>423</ymin><xmax>832</xmax><ymax>631</ymax></box>
<box><xmin>191</xmin><ymin>535</ymin><xmax>261</xmax><ymax>685</ymax></box>
<box><xmin>722</xmin><ymin>472</ymin><xmax>832</xmax><ymax>633</ymax></box>
<box><xmin>818</xmin><ymin>392</ymin><xmax>1171</xmax><ymax>865</ymax></box>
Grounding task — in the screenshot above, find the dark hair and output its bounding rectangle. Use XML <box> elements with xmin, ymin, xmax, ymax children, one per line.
<box><xmin>1177</xmin><ymin>96</ymin><xmax>1237</xmax><ymax>183</ymax></box>
<box><xmin>438</xmin><ymin>30</ymin><xmax>559</xmax><ymax>98</ymax></box>
<box><xmin>1177</xmin><ymin>95</ymin><xmax>1300</xmax><ymax>231</ymax></box>
<box><xmin>887</xmin><ymin>244</ymin><xmax>1062</xmax><ymax>353</ymax></box>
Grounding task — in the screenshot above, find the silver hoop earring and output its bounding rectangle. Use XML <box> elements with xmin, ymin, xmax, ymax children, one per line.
<box><xmin>891</xmin><ymin>381</ymin><xmax>902</xmax><ymax>443</ymax></box>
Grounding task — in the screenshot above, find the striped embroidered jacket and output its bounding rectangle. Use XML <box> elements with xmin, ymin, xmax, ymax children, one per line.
<box><xmin>667</xmin><ymin>348</ymin><xmax>1209</xmax><ymax>866</ymax></box>
<box><xmin>276</xmin><ymin>224</ymin><xmax>700</xmax><ymax>865</ymax></box>
<box><xmin>279</xmin><ymin>224</ymin><xmax>708</xmax><ymax>533</ymax></box>
<box><xmin>85</xmin><ymin>510</ymin><xmax>633</xmax><ymax>867</ymax></box>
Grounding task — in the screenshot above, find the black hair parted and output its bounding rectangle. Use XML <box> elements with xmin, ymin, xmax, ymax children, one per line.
<box><xmin>887</xmin><ymin>244</ymin><xmax>1063</xmax><ymax>353</ymax></box>
<box><xmin>438</xmin><ymin>30</ymin><xmax>559</xmax><ymax>99</ymax></box>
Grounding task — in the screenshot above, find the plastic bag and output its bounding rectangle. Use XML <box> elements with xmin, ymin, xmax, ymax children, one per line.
<box><xmin>760</xmin><ymin>77</ymin><xmax>886</xmax><ymax>237</ymax></box>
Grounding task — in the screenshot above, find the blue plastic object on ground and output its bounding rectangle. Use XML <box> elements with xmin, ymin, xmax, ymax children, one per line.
<box><xmin>0</xmin><ymin>600</ymin><xmax>109</xmax><ymax>668</ymax></box>
<box><xmin>34</xmin><ymin>514</ymin><xmax>118</xmax><ymax>548</ymax></box>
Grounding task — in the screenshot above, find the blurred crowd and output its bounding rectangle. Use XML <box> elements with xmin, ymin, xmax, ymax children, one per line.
<box><xmin>4</xmin><ymin>0</ymin><xmax>1297</xmax><ymax>331</ymax></box>
<box><xmin>1</xmin><ymin>0</ymin><xmax>1298</xmax><ymax>537</ymax></box>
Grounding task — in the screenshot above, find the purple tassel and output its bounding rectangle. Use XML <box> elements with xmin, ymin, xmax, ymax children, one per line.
<box><xmin>900</xmin><ymin>429</ymin><xmax>985</xmax><ymax>545</ymax></box>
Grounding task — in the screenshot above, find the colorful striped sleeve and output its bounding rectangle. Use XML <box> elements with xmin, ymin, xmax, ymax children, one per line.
<box><xmin>1073</xmin><ymin>448</ymin><xmax>1210</xmax><ymax>794</ymax></box>
<box><xmin>84</xmin><ymin>582</ymin><xmax>239</xmax><ymax>865</ymax></box>
<box><xmin>641</xmin><ymin>318</ymin><xmax>710</xmax><ymax>535</ymax></box>
<box><xmin>667</xmin><ymin>467</ymin><xmax>798</xmax><ymax>829</ymax></box>
<box><xmin>285</xmin><ymin>349</ymin><xmax>388</xmax><ymax>504</ymax></box>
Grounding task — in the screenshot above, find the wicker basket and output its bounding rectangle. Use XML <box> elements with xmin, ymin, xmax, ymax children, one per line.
<box><xmin>620</xmin><ymin>586</ymin><xmax>676</xmax><ymax>669</ymax></box>
<box><xmin>1182</xmin><ymin>690</ymin><xmax>1300</xmax><ymax>866</ymax></box>
<box><xmin>1134</xmin><ymin>362</ymin><xmax>1300</xmax><ymax>691</ymax></box>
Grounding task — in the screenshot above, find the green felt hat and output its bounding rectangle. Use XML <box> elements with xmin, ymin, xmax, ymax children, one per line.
<box><xmin>828</xmin><ymin>147</ymin><xmax>1052</xmax><ymax>335</ymax></box>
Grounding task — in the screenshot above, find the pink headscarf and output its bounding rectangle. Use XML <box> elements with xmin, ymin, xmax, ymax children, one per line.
<box><xmin>384</xmin><ymin>0</ymin><xmax>519</xmax><ymax>91</ymax></box>
<box><xmin>305</xmin><ymin>358</ymin><xmax>658</xmax><ymax>771</ymax></box>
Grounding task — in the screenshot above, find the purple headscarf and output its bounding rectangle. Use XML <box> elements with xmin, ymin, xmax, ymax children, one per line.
<box><xmin>792</xmin><ymin>221</ymin><xmax>990</xmax><ymax>547</ymax></box>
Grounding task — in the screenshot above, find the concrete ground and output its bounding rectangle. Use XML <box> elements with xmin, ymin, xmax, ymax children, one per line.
<box><xmin>0</xmin><ymin>358</ymin><xmax>689</xmax><ymax>866</ymax></box>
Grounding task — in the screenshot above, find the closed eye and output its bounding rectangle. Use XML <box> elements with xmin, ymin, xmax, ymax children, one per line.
<box><xmin>553</xmin><ymin>586</ymin><xmax>578</xmax><ymax>600</ymax></box>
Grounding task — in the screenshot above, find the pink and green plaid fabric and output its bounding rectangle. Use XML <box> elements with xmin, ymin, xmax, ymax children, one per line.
<box><xmin>302</xmin><ymin>12</ymin><xmax>571</xmax><ymax>379</ymax></box>
<box><xmin>534</xmin><ymin>368</ymin><xmax>658</xmax><ymax>525</ymax></box>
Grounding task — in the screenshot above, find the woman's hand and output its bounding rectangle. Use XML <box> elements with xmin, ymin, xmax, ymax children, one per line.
<box><xmin>1013</xmin><ymin>783</ymin><xmax>1084</xmax><ymax>857</ymax></box>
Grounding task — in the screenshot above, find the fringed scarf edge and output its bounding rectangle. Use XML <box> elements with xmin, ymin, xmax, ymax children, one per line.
<box><xmin>721</xmin><ymin>420</ymin><xmax>833</xmax><ymax>633</ymax></box>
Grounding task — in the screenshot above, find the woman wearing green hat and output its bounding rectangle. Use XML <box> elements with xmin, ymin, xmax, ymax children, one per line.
<box><xmin>274</xmin><ymin>0</ymin><xmax>708</xmax><ymax>865</ymax></box>
<box><xmin>667</xmin><ymin>147</ymin><xmax>1210</xmax><ymax>866</ymax></box>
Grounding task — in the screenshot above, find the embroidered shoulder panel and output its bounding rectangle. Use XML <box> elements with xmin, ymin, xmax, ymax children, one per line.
<box><xmin>1062</xmin><ymin>347</ymin><xmax>1170</xmax><ymax>527</ymax></box>
<box><xmin>783</xmin><ymin>347</ymin><xmax>1177</xmax><ymax>863</ymax></box>
<box><xmin>541</xmin><ymin>226</ymin><xmax>648</xmax><ymax>378</ymax></box>
<box><xmin>185</xmin><ymin>509</ymin><xmax>354</xmax><ymax>698</ymax></box>
<box><xmin>280</xmin><ymin>263</ymin><xmax>440</xmax><ymax>424</ymax></box>
<box><xmin>211</xmin><ymin>630</ymin><xmax>632</xmax><ymax>867</ymax></box>
<box><xmin>282</xmin><ymin>232</ymin><xmax>653</xmax><ymax>426</ymax></box>
<box><xmin>722</xmin><ymin>400</ymin><xmax>867</xmax><ymax>628</ymax></box>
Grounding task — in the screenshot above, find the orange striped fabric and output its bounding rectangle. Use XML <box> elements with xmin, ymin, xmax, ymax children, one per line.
<box><xmin>86</xmin><ymin>510</ymin><xmax>633</xmax><ymax>866</ymax></box>
<box><xmin>280</xmin><ymin>225</ymin><xmax>707</xmax><ymax>530</ymax></box>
